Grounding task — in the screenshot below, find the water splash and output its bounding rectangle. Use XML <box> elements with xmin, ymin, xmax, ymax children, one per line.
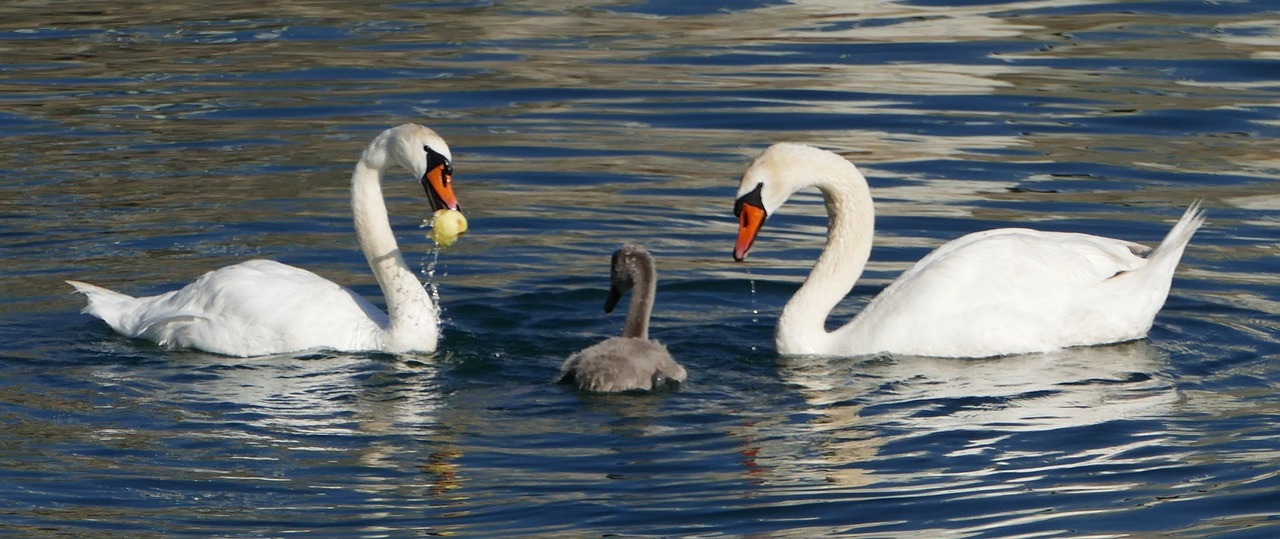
<box><xmin>418</xmin><ymin>217</ymin><xmax>444</xmax><ymax>321</ymax></box>
<box><xmin>747</xmin><ymin>269</ymin><xmax>760</xmax><ymax>352</ymax></box>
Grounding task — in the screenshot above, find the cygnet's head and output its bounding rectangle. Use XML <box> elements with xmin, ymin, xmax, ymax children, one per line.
<box><xmin>604</xmin><ymin>243</ymin><xmax>655</xmax><ymax>313</ymax></box>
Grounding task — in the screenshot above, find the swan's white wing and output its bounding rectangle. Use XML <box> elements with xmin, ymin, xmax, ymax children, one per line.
<box><xmin>843</xmin><ymin>229</ymin><xmax>1154</xmax><ymax>357</ymax></box>
<box><xmin>901</xmin><ymin>228</ymin><xmax>1146</xmax><ymax>287</ymax></box>
<box><xmin>121</xmin><ymin>260</ymin><xmax>388</xmax><ymax>356</ymax></box>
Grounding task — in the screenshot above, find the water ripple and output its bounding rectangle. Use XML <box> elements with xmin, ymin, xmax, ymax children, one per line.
<box><xmin>2</xmin><ymin>0</ymin><xmax>1279</xmax><ymax>537</ymax></box>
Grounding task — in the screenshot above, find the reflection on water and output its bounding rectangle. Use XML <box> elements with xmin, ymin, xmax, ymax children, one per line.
<box><xmin>788</xmin><ymin>341</ymin><xmax>1172</xmax><ymax>432</ymax></box>
<box><xmin>2</xmin><ymin>0</ymin><xmax>1280</xmax><ymax>537</ymax></box>
<box><xmin>759</xmin><ymin>342</ymin><xmax>1175</xmax><ymax>487</ymax></box>
<box><xmin>82</xmin><ymin>353</ymin><xmax>455</xmax><ymax>500</ymax></box>
<box><xmin>151</xmin><ymin>354</ymin><xmax>446</xmax><ymax>437</ymax></box>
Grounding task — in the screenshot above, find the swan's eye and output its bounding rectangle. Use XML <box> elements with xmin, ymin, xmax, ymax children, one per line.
<box><xmin>734</xmin><ymin>183</ymin><xmax>765</xmax><ymax>217</ymax></box>
<box><xmin>425</xmin><ymin>146</ymin><xmax>451</xmax><ymax>179</ymax></box>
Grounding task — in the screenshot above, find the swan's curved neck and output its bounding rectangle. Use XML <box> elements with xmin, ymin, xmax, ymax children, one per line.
<box><xmin>776</xmin><ymin>159</ymin><xmax>875</xmax><ymax>354</ymax></box>
<box><xmin>352</xmin><ymin>156</ymin><xmax>436</xmax><ymax>349</ymax></box>
<box><xmin>622</xmin><ymin>258</ymin><xmax>658</xmax><ymax>340</ymax></box>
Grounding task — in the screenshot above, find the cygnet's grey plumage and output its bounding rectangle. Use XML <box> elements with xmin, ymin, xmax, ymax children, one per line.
<box><xmin>557</xmin><ymin>244</ymin><xmax>687</xmax><ymax>393</ymax></box>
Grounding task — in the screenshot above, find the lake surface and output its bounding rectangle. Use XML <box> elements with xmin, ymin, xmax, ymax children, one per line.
<box><xmin>3</xmin><ymin>0</ymin><xmax>1279</xmax><ymax>537</ymax></box>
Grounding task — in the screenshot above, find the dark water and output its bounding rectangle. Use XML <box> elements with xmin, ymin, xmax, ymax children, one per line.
<box><xmin>3</xmin><ymin>1</ymin><xmax>1279</xmax><ymax>537</ymax></box>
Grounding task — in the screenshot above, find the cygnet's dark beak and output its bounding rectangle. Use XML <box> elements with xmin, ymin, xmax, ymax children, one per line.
<box><xmin>603</xmin><ymin>285</ymin><xmax>624</xmax><ymax>314</ymax></box>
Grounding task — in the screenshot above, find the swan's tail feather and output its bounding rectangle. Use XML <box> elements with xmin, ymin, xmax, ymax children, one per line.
<box><xmin>1146</xmin><ymin>200</ymin><xmax>1206</xmax><ymax>273</ymax></box>
<box><xmin>67</xmin><ymin>280</ymin><xmax>138</xmax><ymax>331</ymax></box>
<box><xmin>67</xmin><ymin>280</ymin><xmax>134</xmax><ymax>311</ymax></box>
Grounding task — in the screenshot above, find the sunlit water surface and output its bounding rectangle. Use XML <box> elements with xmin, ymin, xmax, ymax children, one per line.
<box><xmin>2</xmin><ymin>1</ymin><xmax>1279</xmax><ymax>537</ymax></box>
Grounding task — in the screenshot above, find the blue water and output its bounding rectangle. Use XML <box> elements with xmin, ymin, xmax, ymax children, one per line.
<box><xmin>3</xmin><ymin>1</ymin><xmax>1279</xmax><ymax>537</ymax></box>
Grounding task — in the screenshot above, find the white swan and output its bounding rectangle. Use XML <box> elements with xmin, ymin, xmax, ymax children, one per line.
<box><xmin>732</xmin><ymin>142</ymin><xmax>1205</xmax><ymax>358</ymax></box>
<box><xmin>558</xmin><ymin>244</ymin><xmax>688</xmax><ymax>392</ymax></box>
<box><xmin>67</xmin><ymin>124</ymin><xmax>461</xmax><ymax>357</ymax></box>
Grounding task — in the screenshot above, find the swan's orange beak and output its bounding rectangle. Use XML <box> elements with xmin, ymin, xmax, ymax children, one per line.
<box><xmin>733</xmin><ymin>186</ymin><xmax>767</xmax><ymax>262</ymax></box>
<box><xmin>422</xmin><ymin>161</ymin><xmax>459</xmax><ymax>212</ymax></box>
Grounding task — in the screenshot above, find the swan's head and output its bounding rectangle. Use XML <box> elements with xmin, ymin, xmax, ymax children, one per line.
<box><xmin>604</xmin><ymin>243</ymin><xmax>654</xmax><ymax>313</ymax></box>
<box><xmin>382</xmin><ymin>124</ymin><xmax>460</xmax><ymax>212</ymax></box>
<box><xmin>732</xmin><ymin>143</ymin><xmax>853</xmax><ymax>261</ymax></box>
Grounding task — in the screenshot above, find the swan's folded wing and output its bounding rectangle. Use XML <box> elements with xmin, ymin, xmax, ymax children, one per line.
<box><xmin>891</xmin><ymin>229</ymin><xmax>1147</xmax><ymax>294</ymax></box>
<box><xmin>109</xmin><ymin>260</ymin><xmax>389</xmax><ymax>356</ymax></box>
<box><xmin>847</xmin><ymin>229</ymin><xmax>1156</xmax><ymax>356</ymax></box>
<box><xmin>136</xmin><ymin>312</ymin><xmax>212</xmax><ymax>346</ymax></box>
<box><xmin>168</xmin><ymin>261</ymin><xmax>387</xmax><ymax>324</ymax></box>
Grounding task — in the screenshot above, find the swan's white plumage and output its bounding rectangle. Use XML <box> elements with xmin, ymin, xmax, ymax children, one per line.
<box><xmin>68</xmin><ymin>124</ymin><xmax>459</xmax><ymax>357</ymax></box>
<box><xmin>70</xmin><ymin>261</ymin><xmax>388</xmax><ymax>357</ymax></box>
<box><xmin>733</xmin><ymin>142</ymin><xmax>1204</xmax><ymax>359</ymax></box>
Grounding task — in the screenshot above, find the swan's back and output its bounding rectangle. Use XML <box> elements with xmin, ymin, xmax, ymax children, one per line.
<box><xmin>841</xmin><ymin>204</ymin><xmax>1206</xmax><ymax>357</ymax></box>
<box><xmin>558</xmin><ymin>337</ymin><xmax>686</xmax><ymax>393</ymax></box>
<box><xmin>71</xmin><ymin>260</ymin><xmax>389</xmax><ymax>356</ymax></box>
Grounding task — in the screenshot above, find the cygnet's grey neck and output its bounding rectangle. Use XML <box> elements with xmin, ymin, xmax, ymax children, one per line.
<box><xmin>611</xmin><ymin>245</ymin><xmax>658</xmax><ymax>340</ymax></box>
